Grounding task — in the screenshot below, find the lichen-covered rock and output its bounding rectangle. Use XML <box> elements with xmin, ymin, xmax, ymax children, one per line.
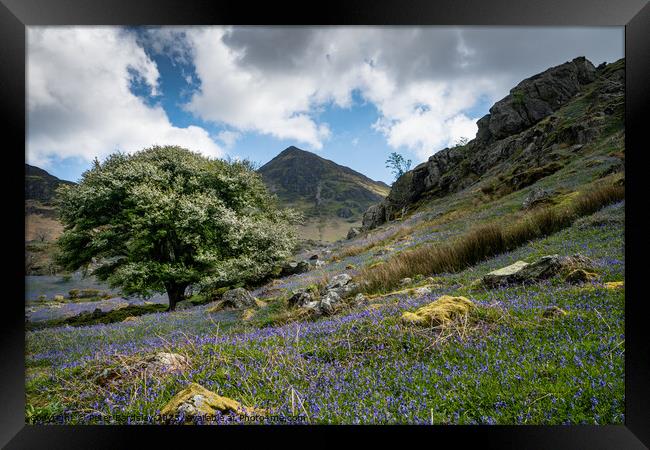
<box><xmin>146</xmin><ymin>352</ymin><xmax>189</xmax><ymax>373</ymax></box>
<box><xmin>96</xmin><ymin>352</ymin><xmax>189</xmax><ymax>386</ymax></box>
<box><xmin>160</xmin><ymin>383</ymin><xmax>263</xmax><ymax>419</ymax></box>
<box><xmin>324</xmin><ymin>274</ymin><xmax>358</xmax><ymax>298</ymax></box>
<box><xmin>483</xmin><ymin>255</ymin><xmax>595</xmax><ymax>287</ymax></box>
<box><xmin>564</xmin><ymin>269</ymin><xmax>598</xmax><ymax>284</ymax></box>
<box><xmin>326</xmin><ymin>274</ymin><xmax>352</xmax><ymax>290</ymax></box>
<box><xmin>320</xmin><ymin>291</ymin><xmax>341</xmax><ymax>316</ymax></box>
<box><xmin>353</xmin><ymin>293</ymin><xmax>368</xmax><ymax>306</ymax></box>
<box><xmin>221</xmin><ymin>288</ymin><xmax>257</xmax><ymax>309</ymax></box>
<box><xmin>401</xmin><ymin>295</ymin><xmax>474</xmax><ymax>327</ymax></box>
<box><xmin>482</xmin><ymin>261</ymin><xmax>530</xmax><ymax>287</ymax></box>
<box><xmin>523</xmin><ymin>188</ymin><xmax>555</xmax><ymax>209</ymax></box>
<box><xmin>542</xmin><ymin>306</ymin><xmax>568</xmax><ymax>318</ymax></box>
<box><xmin>400</xmin><ymin>277</ymin><xmax>413</xmax><ymax>286</ymax></box>
<box><xmin>288</xmin><ymin>290</ymin><xmax>314</xmax><ymax>308</ymax></box>
<box><xmin>414</xmin><ymin>286</ymin><xmax>433</xmax><ymax>297</ymax></box>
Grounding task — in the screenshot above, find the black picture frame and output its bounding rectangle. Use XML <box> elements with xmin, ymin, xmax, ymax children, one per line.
<box><xmin>2</xmin><ymin>0</ymin><xmax>648</xmax><ymax>447</ymax></box>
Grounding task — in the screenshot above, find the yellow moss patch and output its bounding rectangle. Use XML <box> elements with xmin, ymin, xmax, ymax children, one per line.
<box><xmin>241</xmin><ymin>308</ymin><xmax>256</xmax><ymax>321</ymax></box>
<box><xmin>122</xmin><ymin>316</ymin><xmax>140</xmax><ymax>323</ymax></box>
<box><xmin>254</xmin><ymin>299</ymin><xmax>267</xmax><ymax>308</ymax></box>
<box><xmin>401</xmin><ymin>295</ymin><xmax>474</xmax><ymax>327</ymax></box>
<box><xmin>564</xmin><ymin>269</ymin><xmax>599</xmax><ymax>284</ymax></box>
<box><xmin>160</xmin><ymin>383</ymin><xmax>264</xmax><ymax>418</ymax></box>
<box><xmin>604</xmin><ymin>281</ymin><xmax>624</xmax><ymax>289</ymax></box>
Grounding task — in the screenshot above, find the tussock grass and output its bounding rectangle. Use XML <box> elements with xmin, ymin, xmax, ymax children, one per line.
<box><xmin>358</xmin><ymin>184</ymin><xmax>624</xmax><ymax>294</ymax></box>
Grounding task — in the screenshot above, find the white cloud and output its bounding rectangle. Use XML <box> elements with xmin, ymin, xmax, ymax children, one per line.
<box><xmin>181</xmin><ymin>28</ymin><xmax>331</xmax><ymax>150</ymax></box>
<box><xmin>168</xmin><ymin>27</ymin><xmax>511</xmax><ymax>160</ymax></box>
<box><xmin>27</xmin><ymin>27</ymin><xmax>222</xmax><ymax>168</ymax></box>
<box><xmin>216</xmin><ymin>130</ymin><xmax>240</xmax><ymax>149</ymax></box>
<box><xmin>28</xmin><ymin>26</ymin><xmax>624</xmax><ymax>168</ymax></box>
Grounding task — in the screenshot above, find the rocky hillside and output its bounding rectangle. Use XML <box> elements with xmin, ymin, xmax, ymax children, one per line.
<box><xmin>25</xmin><ymin>164</ymin><xmax>75</xmax><ymax>205</ymax></box>
<box><xmin>259</xmin><ymin>146</ymin><xmax>390</xmax><ymax>241</ymax></box>
<box><xmin>362</xmin><ymin>57</ymin><xmax>624</xmax><ymax>230</ymax></box>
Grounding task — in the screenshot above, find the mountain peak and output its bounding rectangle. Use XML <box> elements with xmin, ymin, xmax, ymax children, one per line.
<box><xmin>258</xmin><ymin>147</ymin><xmax>390</xmax><ymax>241</ymax></box>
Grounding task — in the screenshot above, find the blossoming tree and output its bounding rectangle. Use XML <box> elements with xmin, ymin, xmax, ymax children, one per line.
<box><xmin>55</xmin><ymin>145</ymin><xmax>299</xmax><ymax>310</ymax></box>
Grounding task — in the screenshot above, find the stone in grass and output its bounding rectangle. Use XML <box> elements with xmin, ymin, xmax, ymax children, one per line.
<box><xmin>320</xmin><ymin>291</ymin><xmax>341</xmax><ymax>316</ymax></box>
<box><xmin>482</xmin><ymin>261</ymin><xmax>530</xmax><ymax>287</ymax></box>
<box><xmin>222</xmin><ymin>288</ymin><xmax>257</xmax><ymax>309</ymax></box>
<box><xmin>401</xmin><ymin>295</ymin><xmax>474</xmax><ymax>327</ymax></box>
<box><xmin>326</xmin><ymin>273</ymin><xmax>352</xmax><ymax>290</ymax></box>
<box><xmin>288</xmin><ymin>290</ymin><xmax>314</xmax><ymax>308</ymax></box>
<box><xmin>542</xmin><ymin>306</ymin><xmax>568</xmax><ymax>319</ymax></box>
<box><xmin>483</xmin><ymin>254</ymin><xmax>595</xmax><ymax>287</ymax></box>
<box><xmin>325</xmin><ymin>273</ymin><xmax>357</xmax><ymax>297</ymax></box>
<box><xmin>280</xmin><ymin>260</ymin><xmax>310</xmax><ymax>276</ymax></box>
<box><xmin>97</xmin><ymin>352</ymin><xmax>189</xmax><ymax>386</ymax></box>
<box><xmin>160</xmin><ymin>383</ymin><xmax>264</xmax><ymax>419</ymax></box>
<box><xmin>145</xmin><ymin>352</ymin><xmax>189</xmax><ymax>373</ymax></box>
<box><xmin>353</xmin><ymin>293</ymin><xmax>368</xmax><ymax>306</ymax></box>
<box><xmin>400</xmin><ymin>277</ymin><xmax>413</xmax><ymax>286</ymax></box>
<box><xmin>122</xmin><ymin>316</ymin><xmax>140</xmax><ymax>323</ymax></box>
<box><xmin>413</xmin><ymin>286</ymin><xmax>433</xmax><ymax>297</ymax></box>
<box><xmin>564</xmin><ymin>269</ymin><xmax>598</xmax><ymax>284</ymax></box>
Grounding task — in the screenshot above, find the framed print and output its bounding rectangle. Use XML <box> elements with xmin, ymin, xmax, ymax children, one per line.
<box><xmin>2</xmin><ymin>0</ymin><xmax>649</xmax><ymax>447</ymax></box>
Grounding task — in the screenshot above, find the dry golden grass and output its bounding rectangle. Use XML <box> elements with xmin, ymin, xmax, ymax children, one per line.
<box><xmin>358</xmin><ymin>183</ymin><xmax>624</xmax><ymax>294</ymax></box>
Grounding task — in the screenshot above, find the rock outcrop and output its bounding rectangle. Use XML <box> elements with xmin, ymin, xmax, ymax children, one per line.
<box><xmin>482</xmin><ymin>254</ymin><xmax>595</xmax><ymax>287</ymax></box>
<box><xmin>361</xmin><ymin>57</ymin><xmax>623</xmax><ymax>231</ymax></box>
<box><xmin>476</xmin><ymin>57</ymin><xmax>596</xmax><ymax>143</ymax></box>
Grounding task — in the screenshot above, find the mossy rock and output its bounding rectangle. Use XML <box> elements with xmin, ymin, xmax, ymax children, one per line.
<box><xmin>564</xmin><ymin>269</ymin><xmax>598</xmax><ymax>284</ymax></box>
<box><xmin>542</xmin><ymin>306</ymin><xmax>568</xmax><ymax>319</ymax></box>
<box><xmin>160</xmin><ymin>383</ymin><xmax>264</xmax><ymax>419</ymax></box>
<box><xmin>401</xmin><ymin>295</ymin><xmax>474</xmax><ymax>327</ymax></box>
<box><xmin>241</xmin><ymin>308</ymin><xmax>256</xmax><ymax>321</ymax></box>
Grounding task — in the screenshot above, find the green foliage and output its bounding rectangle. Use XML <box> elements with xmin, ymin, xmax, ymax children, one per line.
<box><xmin>385</xmin><ymin>152</ymin><xmax>412</xmax><ymax>181</ymax></box>
<box><xmin>55</xmin><ymin>145</ymin><xmax>300</xmax><ymax>309</ymax></box>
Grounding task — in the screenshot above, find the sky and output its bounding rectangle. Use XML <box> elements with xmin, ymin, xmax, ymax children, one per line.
<box><xmin>26</xmin><ymin>26</ymin><xmax>623</xmax><ymax>184</ymax></box>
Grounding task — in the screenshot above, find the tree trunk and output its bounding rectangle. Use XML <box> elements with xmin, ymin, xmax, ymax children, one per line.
<box><xmin>165</xmin><ymin>282</ymin><xmax>187</xmax><ymax>311</ymax></box>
